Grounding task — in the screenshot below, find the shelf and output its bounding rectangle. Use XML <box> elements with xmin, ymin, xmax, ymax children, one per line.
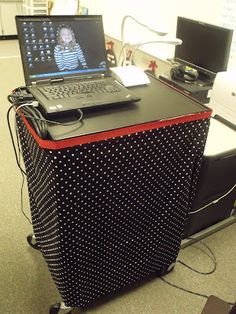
<box><xmin>22</xmin><ymin>0</ymin><xmax>48</xmax><ymax>15</ymax></box>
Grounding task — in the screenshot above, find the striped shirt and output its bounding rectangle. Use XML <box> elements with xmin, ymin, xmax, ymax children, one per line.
<box><xmin>54</xmin><ymin>43</ymin><xmax>87</xmax><ymax>71</ymax></box>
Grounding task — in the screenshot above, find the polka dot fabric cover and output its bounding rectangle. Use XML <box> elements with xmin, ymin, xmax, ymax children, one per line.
<box><xmin>17</xmin><ymin>117</ymin><xmax>210</xmax><ymax>308</ymax></box>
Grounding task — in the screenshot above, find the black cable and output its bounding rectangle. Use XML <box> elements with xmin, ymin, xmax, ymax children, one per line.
<box><xmin>21</xmin><ymin>108</ymin><xmax>84</xmax><ymax>126</ymax></box>
<box><xmin>178</xmin><ymin>259</ymin><xmax>216</xmax><ymax>275</ymax></box>
<box><xmin>160</xmin><ymin>276</ymin><xmax>209</xmax><ymax>300</ymax></box>
<box><xmin>20</xmin><ymin>106</ymin><xmax>48</xmax><ymax>139</ymax></box>
<box><xmin>7</xmin><ymin>105</ymin><xmax>27</xmax><ymax>175</ymax></box>
<box><xmin>7</xmin><ymin>105</ymin><xmax>32</xmax><ymax>224</ymax></box>
<box><xmin>9</xmin><ymin>86</ymin><xmax>84</xmax><ymax>139</ymax></box>
<box><xmin>8</xmin><ymin>87</ymin><xmax>84</xmax><ymax>220</ymax></box>
<box><xmin>8</xmin><ymin>94</ymin><xmax>34</xmax><ymax>104</ymax></box>
<box><xmin>160</xmin><ymin>238</ymin><xmax>234</xmax><ymax>306</ymax></box>
<box><xmin>15</xmin><ymin>114</ymin><xmax>32</xmax><ymax>224</ymax></box>
<box><xmin>160</xmin><ymin>275</ymin><xmax>234</xmax><ymax>305</ymax></box>
<box><xmin>160</xmin><ymin>238</ymin><xmax>215</xmax><ymax>299</ymax></box>
<box><xmin>187</xmin><ymin>237</ymin><xmax>216</xmax><ymax>260</ymax></box>
<box><xmin>8</xmin><ymin>91</ymin><xmax>84</xmax><ymax>221</ymax></box>
<box><xmin>7</xmin><ymin>88</ymin><xmax>34</xmax><ymax>106</ymax></box>
<box><xmin>178</xmin><ymin>238</ymin><xmax>217</xmax><ymax>275</ymax></box>
<box><xmin>19</xmin><ymin>106</ymin><xmax>84</xmax><ymax>139</ymax></box>
<box><xmin>20</xmin><ymin>170</ymin><xmax>32</xmax><ymax>225</ymax></box>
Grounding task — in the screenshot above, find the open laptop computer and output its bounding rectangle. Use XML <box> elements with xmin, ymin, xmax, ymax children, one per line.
<box><xmin>15</xmin><ymin>15</ymin><xmax>141</xmax><ymax>117</ymax></box>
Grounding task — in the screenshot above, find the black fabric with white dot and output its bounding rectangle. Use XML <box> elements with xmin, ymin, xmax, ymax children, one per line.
<box><xmin>17</xmin><ymin>117</ymin><xmax>210</xmax><ymax>308</ymax></box>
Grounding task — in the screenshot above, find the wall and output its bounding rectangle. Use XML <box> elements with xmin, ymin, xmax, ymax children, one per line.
<box><xmin>80</xmin><ymin>0</ymin><xmax>236</xmax><ymax>69</ymax></box>
<box><xmin>81</xmin><ymin>0</ymin><xmax>224</xmax><ymax>37</ymax></box>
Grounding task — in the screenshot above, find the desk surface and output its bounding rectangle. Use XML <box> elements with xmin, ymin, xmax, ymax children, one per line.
<box><xmin>47</xmin><ymin>76</ymin><xmax>210</xmax><ymax>142</ymax></box>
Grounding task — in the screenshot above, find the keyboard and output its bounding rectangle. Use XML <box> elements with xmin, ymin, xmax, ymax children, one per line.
<box><xmin>38</xmin><ymin>80</ymin><xmax>120</xmax><ymax>100</ymax></box>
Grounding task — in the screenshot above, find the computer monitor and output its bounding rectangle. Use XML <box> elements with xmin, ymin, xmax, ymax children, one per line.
<box><xmin>175</xmin><ymin>17</ymin><xmax>233</xmax><ymax>81</ymax></box>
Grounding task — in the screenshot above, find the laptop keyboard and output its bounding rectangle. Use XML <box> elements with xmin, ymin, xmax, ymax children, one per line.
<box><xmin>38</xmin><ymin>80</ymin><xmax>120</xmax><ymax>100</ymax></box>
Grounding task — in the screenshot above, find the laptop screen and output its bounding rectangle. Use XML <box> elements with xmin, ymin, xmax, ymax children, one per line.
<box><xmin>15</xmin><ymin>15</ymin><xmax>109</xmax><ymax>85</ymax></box>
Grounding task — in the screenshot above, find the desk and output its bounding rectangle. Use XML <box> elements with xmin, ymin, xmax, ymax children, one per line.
<box><xmin>17</xmin><ymin>77</ymin><xmax>211</xmax><ymax>310</ymax></box>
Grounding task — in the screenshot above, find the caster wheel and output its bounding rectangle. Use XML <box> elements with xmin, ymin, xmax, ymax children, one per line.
<box><xmin>159</xmin><ymin>262</ymin><xmax>176</xmax><ymax>276</ymax></box>
<box><xmin>27</xmin><ymin>233</ymin><xmax>40</xmax><ymax>250</ymax></box>
<box><xmin>49</xmin><ymin>302</ymin><xmax>74</xmax><ymax>314</ymax></box>
<box><xmin>166</xmin><ymin>262</ymin><xmax>176</xmax><ymax>273</ymax></box>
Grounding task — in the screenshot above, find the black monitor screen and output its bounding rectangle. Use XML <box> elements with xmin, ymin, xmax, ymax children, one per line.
<box><xmin>175</xmin><ymin>17</ymin><xmax>233</xmax><ymax>78</ymax></box>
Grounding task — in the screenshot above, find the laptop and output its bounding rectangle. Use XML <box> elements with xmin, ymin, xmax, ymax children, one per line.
<box><xmin>15</xmin><ymin>15</ymin><xmax>141</xmax><ymax>117</ymax></box>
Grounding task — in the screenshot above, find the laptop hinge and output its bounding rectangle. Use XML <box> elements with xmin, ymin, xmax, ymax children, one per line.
<box><xmin>31</xmin><ymin>73</ymin><xmax>110</xmax><ymax>86</ymax></box>
<box><xmin>64</xmin><ymin>73</ymin><xmax>106</xmax><ymax>81</ymax></box>
<box><xmin>31</xmin><ymin>77</ymin><xmax>64</xmax><ymax>86</ymax></box>
<box><xmin>50</xmin><ymin>77</ymin><xmax>64</xmax><ymax>83</ymax></box>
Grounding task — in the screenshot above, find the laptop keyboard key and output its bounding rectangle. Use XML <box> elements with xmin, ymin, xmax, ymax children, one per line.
<box><xmin>38</xmin><ymin>80</ymin><xmax>121</xmax><ymax>100</ymax></box>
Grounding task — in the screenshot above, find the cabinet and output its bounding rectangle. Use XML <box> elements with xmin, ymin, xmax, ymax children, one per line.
<box><xmin>16</xmin><ymin>77</ymin><xmax>212</xmax><ymax>310</ymax></box>
<box><xmin>22</xmin><ymin>0</ymin><xmax>48</xmax><ymax>15</ymax></box>
<box><xmin>0</xmin><ymin>2</ymin><xmax>23</xmax><ymax>36</ymax></box>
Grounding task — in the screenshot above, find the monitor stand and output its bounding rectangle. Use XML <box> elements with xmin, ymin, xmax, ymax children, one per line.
<box><xmin>159</xmin><ymin>70</ymin><xmax>213</xmax><ymax>104</ymax></box>
<box><xmin>197</xmin><ymin>71</ymin><xmax>215</xmax><ymax>87</ymax></box>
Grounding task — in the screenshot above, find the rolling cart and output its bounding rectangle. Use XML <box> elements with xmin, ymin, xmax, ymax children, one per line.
<box><xmin>15</xmin><ymin>77</ymin><xmax>211</xmax><ymax>313</ymax></box>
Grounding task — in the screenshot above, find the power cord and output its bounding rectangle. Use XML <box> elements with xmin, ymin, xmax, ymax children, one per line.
<box><xmin>7</xmin><ymin>105</ymin><xmax>32</xmax><ymax>224</ymax></box>
<box><xmin>14</xmin><ymin>117</ymin><xmax>32</xmax><ymax>225</ymax></box>
<box><xmin>7</xmin><ymin>86</ymin><xmax>35</xmax><ymax>104</ymax></box>
<box><xmin>7</xmin><ymin>87</ymin><xmax>84</xmax><ymax>223</ymax></box>
<box><xmin>8</xmin><ymin>87</ymin><xmax>84</xmax><ymax>140</ymax></box>
<box><xmin>19</xmin><ymin>104</ymin><xmax>48</xmax><ymax>140</ymax></box>
<box><xmin>7</xmin><ymin>105</ymin><xmax>27</xmax><ymax>175</ymax></box>
<box><xmin>13</xmin><ymin>104</ymin><xmax>84</xmax><ymax>140</ymax></box>
<box><xmin>160</xmin><ymin>238</ymin><xmax>234</xmax><ymax>306</ymax></box>
<box><xmin>160</xmin><ymin>276</ymin><xmax>210</xmax><ymax>300</ymax></box>
<box><xmin>189</xmin><ymin>183</ymin><xmax>236</xmax><ymax>215</ymax></box>
<box><xmin>19</xmin><ymin>170</ymin><xmax>32</xmax><ymax>225</ymax></box>
<box><xmin>178</xmin><ymin>240</ymin><xmax>217</xmax><ymax>275</ymax></box>
<box><xmin>21</xmin><ymin>107</ymin><xmax>84</xmax><ymax>127</ymax></box>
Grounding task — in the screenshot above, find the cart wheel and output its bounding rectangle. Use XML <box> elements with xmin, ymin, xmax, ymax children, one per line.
<box><xmin>26</xmin><ymin>233</ymin><xmax>40</xmax><ymax>250</ymax></box>
<box><xmin>159</xmin><ymin>262</ymin><xmax>176</xmax><ymax>276</ymax></box>
<box><xmin>166</xmin><ymin>262</ymin><xmax>176</xmax><ymax>273</ymax></box>
<box><xmin>49</xmin><ymin>302</ymin><xmax>74</xmax><ymax>314</ymax></box>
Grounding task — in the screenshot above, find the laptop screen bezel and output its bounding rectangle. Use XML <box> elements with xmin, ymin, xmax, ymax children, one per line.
<box><xmin>15</xmin><ymin>15</ymin><xmax>111</xmax><ymax>86</ymax></box>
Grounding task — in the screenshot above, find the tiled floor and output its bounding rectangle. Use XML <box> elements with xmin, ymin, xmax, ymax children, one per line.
<box><xmin>0</xmin><ymin>39</ymin><xmax>20</xmax><ymax>57</ymax></box>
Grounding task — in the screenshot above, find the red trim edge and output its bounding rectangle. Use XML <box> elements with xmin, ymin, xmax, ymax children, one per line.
<box><xmin>21</xmin><ymin>110</ymin><xmax>212</xmax><ymax>150</ymax></box>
